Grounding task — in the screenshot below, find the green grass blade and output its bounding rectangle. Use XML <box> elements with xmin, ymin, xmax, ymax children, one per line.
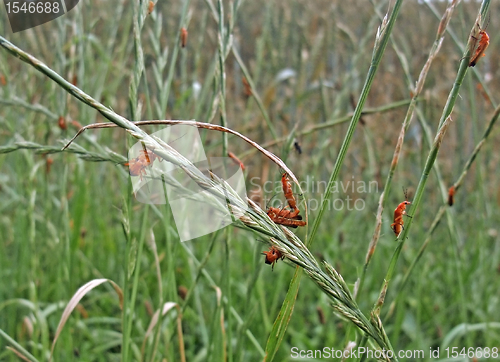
<box><xmin>263</xmin><ymin>267</ymin><xmax>301</xmax><ymax>361</ymax></box>
<box><xmin>264</xmin><ymin>3</ymin><xmax>404</xmax><ymax>360</ymax></box>
<box><xmin>0</xmin><ymin>328</ymin><xmax>39</xmax><ymax>362</ymax></box>
<box><xmin>380</xmin><ymin>0</ymin><xmax>491</xmax><ymax>288</ymax></box>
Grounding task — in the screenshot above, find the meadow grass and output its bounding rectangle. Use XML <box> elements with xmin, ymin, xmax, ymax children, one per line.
<box><xmin>1</xmin><ymin>0</ymin><xmax>500</xmax><ymax>361</ymax></box>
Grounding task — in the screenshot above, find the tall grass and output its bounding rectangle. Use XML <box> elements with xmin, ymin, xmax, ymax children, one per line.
<box><xmin>1</xmin><ymin>0</ymin><xmax>500</xmax><ymax>361</ymax></box>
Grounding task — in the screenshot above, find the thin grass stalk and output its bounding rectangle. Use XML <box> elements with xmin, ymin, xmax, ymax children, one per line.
<box><xmin>227</xmin><ymin>240</ymin><xmax>390</xmax><ymax>355</ymax></box>
<box><xmin>207</xmin><ymin>286</ymin><xmax>226</xmax><ymax>361</ymax></box>
<box><xmin>149</xmin><ymin>14</ymin><xmax>168</xmax><ymax>117</ymax></box>
<box><xmin>0</xmin><ymin>33</ymin><xmax>396</xmax><ymax>361</ymax></box>
<box><xmin>0</xmin><ymin>97</ymin><xmax>58</xmax><ymax>118</ymax></box>
<box><xmin>358</xmin><ymin>0</ymin><xmax>458</xmax><ymax>301</ymax></box>
<box><xmin>439</xmin><ymin>2</ymin><xmax>490</xmax><ymax>132</ymax></box>
<box><xmin>386</xmin><ymin>103</ymin><xmax>500</xmax><ymax>319</ymax></box>
<box><xmin>1</xmin><ymin>88</ymin><xmax>407</xmax><ymax>161</ymax></box>
<box><xmin>177</xmin><ymin>307</ymin><xmax>187</xmax><ymax>362</ymax></box>
<box><xmin>382</xmin><ymin>115</ymin><xmax>453</xmax><ymax>297</ymax></box>
<box><xmin>123</xmin><ymin>206</ymin><xmax>150</xmax><ymax>362</ymax></box>
<box><xmin>129</xmin><ymin>0</ymin><xmax>148</xmax><ymax>123</ymax></box>
<box><xmin>0</xmin><ymin>140</ymin><xmax>128</xmax><ymax>164</ymax></box>
<box><xmin>0</xmin><ymin>38</ymin><xmax>293</xmax><ymax>201</ymax></box>
<box><xmin>187</xmin><ymin>194</ymin><xmax>399</xmax><ymax>356</ymax></box>
<box><xmin>0</xmin><ymin>36</ymin><xmax>153</xmax><ymax>142</ymax></box>
<box><xmin>0</xmin><ymin>328</ymin><xmax>39</xmax><ymax>362</ymax></box>
<box><xmin>264</xmin><ymin>3</ymin><xmax>405</xmax><ymax>359</ymax></box>
<box><xmin>453</xmin><ymin>105</ymin><xmax>500</xmax><ymax>190</ymax></box>
<box><xmin>0</xmin><ymin>96</ymin><xmax>114</xmax><ymax>153</ymax></box>
<box><xmin>59</xmin><ymin>165</ymin><xmax>72</xmax><ymax>355</ymax></box>
<box><xmin>179</xmin><ymin>232</ymin><xmax>219</xmax><ymax>313</ymax></box>
<box><xmin>253</xmin><ymin>2</ymin><xmax>272</xmax><ymax>84</ymax></box>
<box><xmin>202</xmin><ymin>0</ymin><xmax>218</xmax><ymax>21</ymax></box>
<box><xmin>123</xmin><ymin>2</ymin><xmax>150</xmax><ymax>359</ymax></box>
<box><xmin>393</xmin><ymin>205</ymin><xmax>447</xmax><ymax>310</ymax></box>
<box><xmin>120</xmin><ymin>197</ymin><xmax>132</xmax><ymax>362</ymax></box>
<box><xmin>358</xmin><ymin>0</ymin><xmax>459</xmax><ymax>304</ymax></box>
<box><xmin>418</xmin><ymin>108</ymin><xmax>470</xmax><ymax>339</ymax></box>
<box><xmin>397</xmin><ymin>8</ymin><xmax>487</xmax><ymax>331</ymax></box>
<box><xmin>61</xmin><ymin>119</ymin><xmax>303</xmax><ymax>191</ymax></box>
<box><xmin>371</xmin><ymin>0</ymin><xmax>490</xmax><ymax>329</ymax></box>
<box><xmin>194</xmin><ymin>55</ymin><xmax>217</xmax><ymax>120</ymax></box>
<box><xmin>331</xmin><ymin>5</ymin><xmax>382</xmax><ymax>121</ymax></box>
<box><xmin>53</xmin><ymin>125</ymin><xmax>278</xmax><ymax>359</ymax></box>
<box><xmin>26</xmin><ymin>171</ymin><xmax>49</xmax><ymax>358</ymax></box>
<box><xmin>308</xmin><ymin>0</ymin><xmax>404</xmax><ymax>247</ymax></box>
<box><xmin>425</xmin><ymin>1</ymin><xmax>497</xmax><ymax>108</ymax></box>
<box><xmin>378</xmin><ymin>1</ymin><xmax>490</xmax><ymax>301</ymax></box>
<box><xmin>237</xmin><ymin>99</ymin><xmax>411</xmax><ymax>160</ymax></box>
<box><xmin>232</xmin><ymin>47</ymin><xmax>278</xmax><ymax>140</ymax></box>
<box><xmin>146</xmin><ymin>230</ymin><xmax>164</xmax><ymax>362</ymax></box>
<box><xmin>217</xmin><ymin>0</ymin><xmax>228</xmax><ymax>155</ymax></box>
<box><xmin>178</xmin><ymin>238</ymin><xmax>266</xmax><ymax>357</ymax></box>
<box><xmin>249</xmin><ymin>217</ymin><xmax>398</xmax><ymax>360</ymax></box>
<box><xmin>163</xmin><ymin>0</ymin><xmax>191</xmax><ymax>117</ymax></box>
<box><xmin>216</xmin><ymin>0</ymin><xmax>233</xmax><ymax>359</ymax></box>
<box><xmin>223</xmin><ymin>232</ymin><xmax>232</xmax><ymax>362</ymax></box>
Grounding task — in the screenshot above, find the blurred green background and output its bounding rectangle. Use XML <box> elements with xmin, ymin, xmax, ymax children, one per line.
<box><xmin>1</xmin><ymin>0</ymin><xmax>499</xmax><ymax>361</ymax></box>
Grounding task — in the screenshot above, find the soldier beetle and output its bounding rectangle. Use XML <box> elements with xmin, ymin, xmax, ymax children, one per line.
<box><xmin>262</xmin><ymin>245</ymin><xmax>284</xmax><ymax>271</ymax></box>
<box><xmin>267</xmin><ymin>206</ymin><xmax>304</xmax><ymax>220</ymax></box>
<box><xmin>281</xmin><ymin>173</ymin><xmax>300</xmax><ymax>217</ymax></box>
<box><xmin>391</xmin><ymin>188</ymin><xmax>411</xmax><ymax>236</ymax></box>
<box><xmin>180</xmin><ymin>27</ymin><xmax>188</xmax><ymax>48</ymax></box>
<box><xmin>316</xmin><ymin>306</ymin><xmax>326</xmax><ymax>325</ymax></box>
<box><xmin>125</xmin><ymin>135</ymin><xmax>184</xmax><ymax>180</ymax></box>
<box><xmin>448</xmin><ymin>186</ymin><xmax>455</xmax><ymax>206</ymax></box>
<box><xmin>125</xmin><ymin>148</ymin><xmax>162</xmax><ymax>180</ymax></box>
<box><xmin>469</xmin><ymin>22</ymin><xmax>489</xmax><ymax>67</ymax></box>
<box><xmin>58</xmin><ymin>116</ymin><xmax>67</xmax><ymax>131</ymax></box>
<box><xmin>45</xmin><ymin>156</ymin><xmax>53</xmax><ymax>174</ymax></box>
<box><xmin>269</xmin><ymin>215</ymin><xmax>306</xmax><ymax>228</ymax></box>
<box><xmin>267</xmin><ymin>206</ymin><xmax>298</xmax><ymax>219</ymax></box>
<box><xmin>242</xmin><ymin>76</ymin><xmax>252</xmax><ymax>97</ymax></box>
<box><xmin>267</xmin><ymin>207</ymin><xmax>306</xmax><ymax>228</ymax></box>
<box><xmin>125</xmin><ymin>158</ymin><xmax>149</xmax><ymax>180</ymax></box>
<box><xmin>178</xmin><ymin>285</ymin><xmax>188</xmax><ymax>300</ymax></box>
<box><xmin>147</xmin><ymin>1</ymin><xmax>154</xmax><ymax>15</ymax></box>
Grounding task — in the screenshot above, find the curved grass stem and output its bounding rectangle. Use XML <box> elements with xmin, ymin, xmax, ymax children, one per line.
<box><xmin>376</xmin><ymin>0</ymin><xmax>490</xmax><ymax>322</ymax></box>
<box><xmin>357</xmin><ymin>0</ymin><xmax>459</xmax><ymax>302</ymax></box>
